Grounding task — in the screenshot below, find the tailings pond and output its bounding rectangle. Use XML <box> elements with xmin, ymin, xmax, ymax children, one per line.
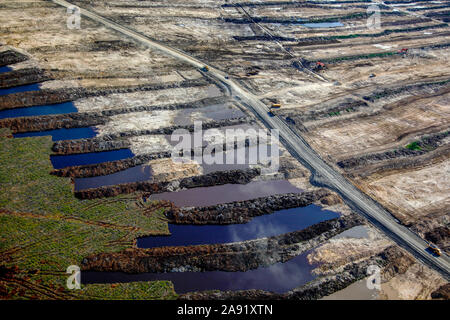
<box><xmin>82</xmin><ymin>250</ymin><xmax>316</xmax><ymax>294</ymax></box>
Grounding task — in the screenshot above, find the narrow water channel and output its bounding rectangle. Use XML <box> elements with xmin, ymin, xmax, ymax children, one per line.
<box><xmin>149</xmin><ymin>179</ymin><xmax>303</xmax><ymax>207</ymax></box>
<box><xmin>74</xmin><ymin>164</ymin><xmax>153</xmax><ymax>191</ymax></box>
<box><xmin>0</xmin><ymin>101</ymin><xmax>78</xmax><ymax>119</ymax></box>
<box><xmin>50</xmin><ymin>148</ymin><xmax>134</xmax><ymax>169</ymax></box>
<box><xmin>82</xmin><ymin>250</ymin><xmax>316</xmax><ymax>294</ymax></box>
<box><xmin>138</xmin><ymin>204</ymin><xmax>340</xmax><ymax>248</ymax></box>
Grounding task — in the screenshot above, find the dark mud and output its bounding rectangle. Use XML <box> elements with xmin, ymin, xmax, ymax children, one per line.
<box><xmin>74</xmin><ymin>164</ymin><xmax>153</xmax><ymax>191</ymax></box>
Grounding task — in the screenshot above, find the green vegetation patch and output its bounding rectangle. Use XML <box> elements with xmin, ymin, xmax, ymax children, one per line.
<box><xmin>0</xmin><ymin>133</ymin><xmax>175</xmax><ymax>300</ymax></box>
<box><xmin>405</xmin><ymin>141</ymin><xmax>421</xmax><ymax>151</ymax></box>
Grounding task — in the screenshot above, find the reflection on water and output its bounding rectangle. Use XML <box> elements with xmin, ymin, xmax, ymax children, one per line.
<box><xmin>14</xmin><ymin>127</ymin><xmax>98</xmax><ymax>141</ymax></box>
<box><xmin>74</xmin><ymin>164</ymin><xmax>153</xmax><ymax>191</ymax></box>
<box><xmin>82</xmin><ymin>250</ymin><xmax>316</xmax><ymax>294</ymax></box>
<box><xmin>50</xmin><ymin>149</ymin><xmax>134</xmax><ymax>169</ymax></box>
<box><xmin>149</xmin><ymin>179</ymin><xmax>303</xmax><ymax>207</ymax></box>
<box><xmin>137</xmin><ymin>205</ymin><xmax>340</xmax><ymax>248</ymax></box>
<box><xmin>173</xmin><ymin>103</ymin><xmax>245</xmax><ymax>126</ymax></box>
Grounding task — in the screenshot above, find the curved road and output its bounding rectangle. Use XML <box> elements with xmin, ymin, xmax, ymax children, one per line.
<box><xmin>52</xmin><ymin>0</ymin><xmax>450</xmax><ymax>279</ymax></box>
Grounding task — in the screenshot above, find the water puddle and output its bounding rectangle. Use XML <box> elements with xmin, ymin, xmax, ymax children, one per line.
<box><xmin>74</xmin><ymin>164</ymin><xmax>152</xmax><ymax>191</ymax></box>
<box><xmin>82</xmin><ymin>250</ymin><xmax>316</xmax><ymax>294</ymax></box>
<box><xmin>137</xmin><ymin>205</ymin><xmax>340</xmax><ymax>248</ymax></box>
<box><xmin>0</xmin><ymin>83</ymin><xmax>40</xmax><ymax>96</ymax></box>
<box><xmin>50</xmin><ymin>148</ymin><xmax>134</xmax><ymax>169</ymax></box>
<box><xmin>149</xmin><ymin>179</ymin><xmax>303</xmax><ymax>207</ymax></box>
<box><xmin>0</xmin><ymin>102</ymin><xmax>78</xmax><ymax>119</ymax></box>
<box><xmin>301</xmin><ymin>22</ymin><xmax>344</xmax><ymax>28</ymax></box>
<box><xmin>14</xmin><ymin>127</ymin><xmax>98</xmax><ymax>141</ymax></box>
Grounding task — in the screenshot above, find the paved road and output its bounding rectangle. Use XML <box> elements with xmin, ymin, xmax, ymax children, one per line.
<box><xmin>52</xmin><ymin>0</ymin><xmax>450</xmax><ymax>279</ymax></box>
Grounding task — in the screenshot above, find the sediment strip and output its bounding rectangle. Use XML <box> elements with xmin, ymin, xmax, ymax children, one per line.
<box><xmin>165</xmin><ymin>190</ymin><xmax>332</xmax><ymax>225</ymax></box>
<box><xmin>81</xmin><ymin>214</ymin><xmax>363</xmax><ymax>273</ymax></box>
<box><xmin>74</xmin><ymin>168</ymin><xmax>261</xmax><ymax>199</ymax></box>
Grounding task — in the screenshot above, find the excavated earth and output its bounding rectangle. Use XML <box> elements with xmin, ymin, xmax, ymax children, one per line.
<box><xmin>0</xmin><ymin>0</ymin><xmax>448</xmax><ymax>300</ymax></box>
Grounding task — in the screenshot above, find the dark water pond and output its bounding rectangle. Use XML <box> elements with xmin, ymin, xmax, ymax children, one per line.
<box><xmin>137</xmin><ymin>204</ymin><xmax>339</xmax><ymax>248</ymax></box>
<box><xmin>50</xmin><ymin>148</ymin><xmax>134</xmax><ymax>169</ymax></box>
<box><xmin>0</xmin><ymin>83</ymin><xmax>40</xmax><ymax>96</ymax></box>
<box><xmin>0</xmin><ymin>66</ymin><xmax>12</xmax><ymax>73</ymax></box>
<box><xmin>301</xmin><ymin>22</ymin><xmax>344</xmax><ymax>28</ymax></box>
<box><xmin>14</xmin><ymin>127</ymin><xmax>98</xmax><ymax>141</ymax></box>
<box><xmin>74</xmin><ymin>164</ymin><xmax>153</xmax><ymax>191</ymax></box>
